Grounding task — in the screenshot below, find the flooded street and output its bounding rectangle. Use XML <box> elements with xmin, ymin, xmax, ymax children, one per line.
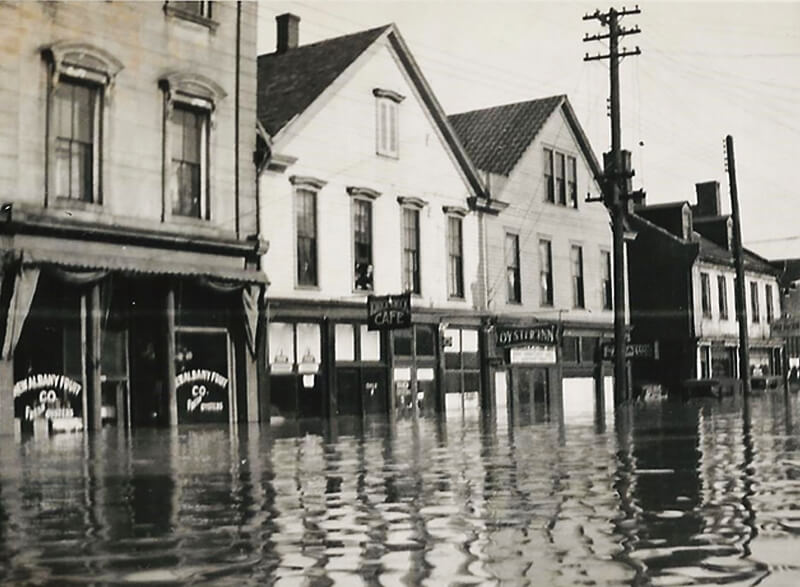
<box><xmin>2</xmin><ymin>396</ymin><xmax>800</xmax><ymax>586</ymax></box>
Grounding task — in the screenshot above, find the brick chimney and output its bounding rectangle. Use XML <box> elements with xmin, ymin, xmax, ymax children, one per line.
<box><xmin>276</xmin><ymin>13</ymin><xmax>300</xmax><ymax>53</ymax></box>
<box><xmin>694</xmin><ymin>181</ymin><xmax>721</xmax><ymax>217</ymax></box>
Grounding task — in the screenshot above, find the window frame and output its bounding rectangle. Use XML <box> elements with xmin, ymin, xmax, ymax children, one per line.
<box><xmin>398</xmin><ymin>196</ymin><xmax>425</xmax><ymax>295</ymax></box>
<box><xmin>700</xmin><ymin>272</ymin><xmax>712</xmax><ymax>318</ymax></box>
<box><xmin>42</xmin><ymin>42</ymin><xmax>123</xmax><ymax>209</ymax></box>
<box><xmin>544</xmin><ymin>148</ymin><xmax>555</xmax><ymax>203</ymax></box>
<box><xmin>159</xmin><ymin>72</ymin><xmax>226</xmax><ymax>224</ymax></box>
<box><xmin>539</xmin><ymin>238</ymin><xmax>553</xmax><ymax>307</ymax></box>
<box><xmin>570</xmin><ymin>244</ymin><xmax>585</xmax><ymax>309</ymax></box>
<box><xmin>750</xmin><ymin>281</ymin><xmax>760</xmax><ymax>323</ymax></box>
<box><xmin>445</xmin><ymin>209</ymin><xmax>466</xmax><ymax>300</ymax></box>
<box><xmin>543</xmin><ymin>146</ymin><xmax>578</xmax><ymax>208</ymax></box>
<box><xmin>601</xmin><ymin>249</ymin><xmax>612</xmax><ymax>311</ymax></box>
<box><xmin>505</xmin><ymin>233</ymin><xmax>521</xmax><ymax>304</ymax></box>
<box><xmin>168</xmin><ymin>102</ymin><xmax>209</xmax><ymax>219</ymax></box>
<box><xmin>766</xmin><ymin>283</ymin><xmax>774</xmax><ymax>323</ymax></box>
<box><xmin>717</xmin><ymin>275</ymin><xmax>728</xmax><ymax>320</ymax></box>
<box><xmin>164</xmin><ymin>1</ymin><xmax>218</xmax><ymax>30</ymax></box>
<box><xmin>373</xmin><ymin>88</ymin><xmax>404</xmax><ymax>159</ymax></box>
<box><xmin>347</xmin><ymin>186</ymin><xmax>381</xmax><ymax>293</ymax></box>
<box><xmin>567</xmin><ymin>155</ymin><xmax>578</xmax><ymax>209</ymax></box>
<box><xmin>292</xmin><ymin>176</ymin><xmax>326</xmax><ymax>288</ymax></box>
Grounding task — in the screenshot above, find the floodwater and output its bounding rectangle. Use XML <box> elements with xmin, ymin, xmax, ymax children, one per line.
<box><xmin>2</xmin><ymin>396</ymin><xmax>800</xmax><ymax>586</ymax></box>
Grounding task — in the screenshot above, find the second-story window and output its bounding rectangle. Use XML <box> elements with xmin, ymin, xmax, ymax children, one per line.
<box><xmin>539</xmin><ymin>239</ymin><xmax>553</xmax><ymax>306</ymax></box>
<box><xmin>750</xmin><ymin>281</ymin><xmax>760</xmax><ymax>323</ymax></box>
<box><xmin>568</xmin><ymin>156</ymin><xmax>578</xmax><ymax>208</ymax></box>
<box><xmin>571</xmin><ymin>245</ymin><xmax>585</xmax><ymax>308</ymax></box>
<box><xmin>353</xmin><ymin>199</ymin><xmax>373</xmax><ymax>291</ymax></box>
<box><xmin>53</xmin><ymin>80</ymin><xmax>101</xmax><ymax>203</ymax></box>
<box><xmin>44</xmin><ymin>42</ymin><xmax>123</xmax><ymax>207</ymax></box>
<box><xmin>601</xmin><ymin>250</ymin><xmax>612</xmax><ymax>310</ymax></box>
<box><xmin>170</xmin><ymin>104</ymin><xmax>208</xmax><ymax>218</ymax></box>
<box><xmin>506</xmin><ymin>233</ymin><xmax>521</xmax><ymax>303</ymax></box>
<box><xmin>717</xmin><ymin>275</ymin><xmax>728</xmax><ymax>320</ymax></box>
<box><xmin>402</xmin><ymin>207</ymin><xmax>420</xmax><ymax>294</ymax></box>
<box><xmin>296</xmin><ymin>186</ymin><xmax>318</xmax><ymax>287</ymax></box>
<box><xmin>766</xmin><ymin>283</ymin><xmax>774</xmax><ymax>323</ymax></box>
<box><xmin>374</xmin><ymin>89</ymin><xmax>404</xmax><ymax>158</ymax></box>
<box><xmin>700</xmin><ymin>272</ymin><xmax>712</xmax><ymax>318</ymax></box>
<box><xmin>447</xmin><ymin>216</ymin><xmax>464</xmax><ymax>298</ymax></box>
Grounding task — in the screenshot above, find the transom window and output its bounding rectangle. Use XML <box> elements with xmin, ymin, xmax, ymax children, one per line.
<box><xmin>543</xmin><ymin>147</ymin><xmax>578</xmax><ymax>209</ymax></box>
<box><xmin>374</xmin><ymin>88</ymin><xmax>404</xmax><ymax>158</ymax></box>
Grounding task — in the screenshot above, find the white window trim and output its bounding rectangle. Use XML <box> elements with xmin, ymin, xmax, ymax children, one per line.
<box><xmin>347</xmin><ymin>186</ymin><xmax>381</xmax><ymax>293</ymax></box>
<box><xmin>373</xmin><ymin>88</ymin><xmax>404</xmax><ymax>159</ymax></box>
<box><xmin>291</xmin><ymin>175</ymin><xmax>327</xmax><ymax>289</ymax></box>
<box><xmin>42</xmin><ymin>42</ymin><xmax>123</xmax><ymax>208</ymax></box>
<box><xmin>159</xmin><ymin>72</ymin><xmax>226</xmax><ymax>223</ymax></box>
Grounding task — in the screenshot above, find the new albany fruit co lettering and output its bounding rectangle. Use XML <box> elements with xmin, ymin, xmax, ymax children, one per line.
<box><xmin>367</xmin><ymin>293</ymin><xmax>411</xmax><ymax>331</ymax></box>
<box><xmin>495</xmin><ymin>324</ymin><xmax>558</xmax><ymax>348</ymax></box>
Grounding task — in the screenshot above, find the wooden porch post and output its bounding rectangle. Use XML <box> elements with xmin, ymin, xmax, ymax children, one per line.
<box><xmin>88</xmin><ymin>283</ymin><xmax>103</xmax><ymax>432</ymax></box>
<box><xmin>165</xmin><ymin>282</ymin><xmax>178</xmax><ymax>427</ymax></box>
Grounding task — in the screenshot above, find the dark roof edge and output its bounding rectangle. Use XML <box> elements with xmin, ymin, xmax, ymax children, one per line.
<box><xmin>629</xmin><ymin>212</ymin><xmax>693</xmax><ymax>247</ymax></box>
<box><xmin>559</xmin><ymin>98</ymin><xmax>603</xmax><ymax>184</ymax></box>
<box><xmin>386</xmin><ymin>29</ymin><xmax>488</xmax><ymax>199</ymax></box>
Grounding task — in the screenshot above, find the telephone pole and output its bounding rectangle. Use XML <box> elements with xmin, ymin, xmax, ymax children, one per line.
<box><xmin>725</xmin><ymin>135</ymin><xmax>751</xmax><ymax>397</ymax></box>
<box><xmin>583</xmin><ymin>6</ymin><xmax>641</xmax><ymax>406</ymax></box>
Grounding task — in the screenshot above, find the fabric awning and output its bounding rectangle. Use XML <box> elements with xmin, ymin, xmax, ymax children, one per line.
<box><xmin>20</xmin><ymin>248</ymin><xmax>269</xmax><ymax>285</ymax></box>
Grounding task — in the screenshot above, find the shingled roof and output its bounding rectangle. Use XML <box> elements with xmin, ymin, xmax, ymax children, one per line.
<box><xmin>447</xmin><ymin>96</ymin><xmax>565</xmax><ymax>177</ymax></box>
<box><xmin>257</xmin><ymin>25</ymin><xmax>390</xmax><ymax>136</ymax></box>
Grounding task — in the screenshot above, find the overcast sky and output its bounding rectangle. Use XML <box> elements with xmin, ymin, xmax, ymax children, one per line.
<box><xmin>256</xmin><ymin>1</ymin><xmax>800</xmax><ymax>259</ymax></box>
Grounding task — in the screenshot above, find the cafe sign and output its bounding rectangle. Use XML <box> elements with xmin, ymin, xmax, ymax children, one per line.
<box><xmin>367</xmin><ymin>292</ymin><xmax>411</xmax><ymax>331</ymax></box>
<box><xmin>14</xmin><ymin>373</ymin><xmax>82</xmax><ymax>421</ymax></box>
<box><xmin>495</xmin><ymin>324</ymin><xmax>558</xmax><ymax>348</ymax></box>
<box><xmin>176</xmin><ymin>369</ymin><xmax>229</xmax><ymax>423</ymax></box>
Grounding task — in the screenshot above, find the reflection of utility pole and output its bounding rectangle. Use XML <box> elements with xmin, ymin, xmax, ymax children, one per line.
<box><xmin>583</xmin><ymin>6</ymin><xmax>641</xmax><ymax>406</ymax></box>
<box><xmin>725</xmin><ymin>135</ymin><xmax>751</xmax><ymax>397</ymax></box>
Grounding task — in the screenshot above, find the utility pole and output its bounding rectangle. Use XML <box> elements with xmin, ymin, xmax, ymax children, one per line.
<box><xmin>583</xmin><ymin>6</ymin><xmax>641</xmax><ymax>406</ymax></box>
<box><xmin>725</xmin><ymin>135</ymin><xmax>751</xmax><ymax>397</ymax></box>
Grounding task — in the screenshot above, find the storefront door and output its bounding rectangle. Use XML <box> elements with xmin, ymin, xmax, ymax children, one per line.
<box><xmin>175</xmin><ymin>328</ymin><xmax>233</xmax><ymax>424</ymax></box>
<box><xmin>391</xmin><ymin>325</ymin><xmax>438</xmax><ymax>419</ymax></box>
<box><xmin>510</xmin><ymin>366</ymin><xmax>550</xmax><ymax>419</ymax></box>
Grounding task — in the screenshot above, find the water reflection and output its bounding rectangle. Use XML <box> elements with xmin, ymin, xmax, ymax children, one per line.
<box><xmin>1</xmin><ymin>397</ymin><xmax>800</xmax><ymax>584</ymax></box>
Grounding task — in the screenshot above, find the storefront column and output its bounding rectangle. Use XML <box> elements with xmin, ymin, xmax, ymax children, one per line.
<box><xmin>479</xmin><ymin>324</ymin><xmax>494</xmax><ymax>413</ymax></box>
<box><xmin>87</xmin><ymin>284</ymin><xmax>103</xmax><ymax>432</ymax></box>
<box><xmin>0</xmin><ymin>358</ymin><xmax>14</xmax><ymax>437</ymax></box>
<box><xmin>164</xmin><ymin>283</ymin><xmax>178</xmax><ymax>427</ymax></box>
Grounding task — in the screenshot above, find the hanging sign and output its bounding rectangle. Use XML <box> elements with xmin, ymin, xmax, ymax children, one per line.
<box><xmin>495</xmin><ymin>324</ymin><xmax>558</xmax><ymax>348</ymax></box>
<box><xmin>14</xmin><ymin>374</ymin><xmax>82</xmax><ymax>422</ymax></box>
<box><xmin>601</xmin><ymin>341</ymin><xmax>660</xmax><ymax>361</ymax></box>
<box><xmin>176</xmin><ymin>369</ymin><xmax>229</xmax><ymax>423</ymax></box>
<box><xmin>367</xmin><ymin>293</ymin><xmax>411</xmax><ymax>331</ymax></box>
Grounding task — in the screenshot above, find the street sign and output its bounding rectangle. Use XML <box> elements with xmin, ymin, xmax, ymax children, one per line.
<box><xmin>367</xmin><ymin>292</ymin><xmax>411</xmax><ymax>331</ymax></box>
<box><xmin>495</xmin><ymin>323</ymin><xmax>558</xmax><ymax>348</ymax></box>
<box><xmin>601</xmin><ymin>340</ymin><xmax>659</xmax><ymax>361</ymax></box>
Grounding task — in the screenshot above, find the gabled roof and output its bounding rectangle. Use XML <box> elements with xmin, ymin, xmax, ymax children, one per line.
<box><xmin>447</xmin><ymin>96</ymin><xmax>602</xmax><ymax>180</ymax></box>
<box><xmin>257</xmin><ymin>25</ymin><xmax>389</xmax><ymax>136</ymax></box>
<box><xmin>256</xmin><ymin>22</ymin><xmax>488</xmax><ymax>200</ymax></box>
<box><xmin>694</xmin><ymin>232</ymin><xmax>777</xmax><ymax>275</ymax></box>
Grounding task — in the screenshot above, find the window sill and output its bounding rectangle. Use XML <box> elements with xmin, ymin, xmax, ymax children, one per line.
<box><xmin>376</xmin><ymin>151</ymin><xmax>399</xmax><ymax>160</ymax></box>
<box><xmin>295</xmin><ymin>284</ymin><xmax>321</xmax><ymax>291</ymax></box>
<box><xmin>164</xmin><ymin>4</ymin><xmax>219</xmax><ymax>31</ymax></box>
<box><xmin>448</xmin><ymin>295</ymin><xmax>466</xmax><ymax>302</ymax></box>
<box><xmin>506</xmin><ymin>300</ymin><xmax>523</xmax><ymax>306</ymax></box>
<box><xmin>51</xmin><ymin>197</ymin><xmax>105</xmax><ymax>215</ymax></box>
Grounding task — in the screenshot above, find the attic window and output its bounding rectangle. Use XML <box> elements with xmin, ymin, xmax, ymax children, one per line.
<box><xmin>373</xmin><ymin>88</ymin><xmax>404</xmax><ymax>158</ymax></box>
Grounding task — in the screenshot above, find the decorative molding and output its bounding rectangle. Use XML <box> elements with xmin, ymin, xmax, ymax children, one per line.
<box><xmin>42</xmin><ymin>41</ymin><xmax>124</xmax><ymax>86</ymax></box>
<box><xmin>266</xmin><ymin>153</ymin><xmax>298</xmax><ymax>173</ymax></box>
<box><xmin>467</xmin><ymin>195</ymin><xmax>509</xmax><ymax>216</ymax></box>
<box><xmin>346</xmin><ymin>186</ymin><xmax>381</xmax><ymax>200</ymax></box>
<box><xmin>159</xmin><ymin>71</ymin><xmax>226</xmax><ymax>110</ymax></box>
<box><xmin>442</xmin><ymin>205</ymin><xmax>469</xmax><ymax>218</ymax></box>
<box><xmin>396</xmin><ymin>196</ymin><xmax>427</xmax><ymax>209</ymax></box>
<box><xmin>289</xmin><ymin>175</ymin><xmax>327</xmax><ymax>190</ymax></box>
<box><xmin>163</xmin><ymin>2</ymin><xmax>219</xmax><ymax>31</ymax></box>
<box><xmin>372</xmin><ymin>88</ymin><xmax>405</xmax><ymax>103</ymax></box>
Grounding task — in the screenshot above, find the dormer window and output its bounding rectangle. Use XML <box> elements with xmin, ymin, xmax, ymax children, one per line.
<box><xmin>42</xmin><ymin>42</ymin><xmax>123</xmax><ymax>206</ymax></box>
<box><xmin>373</xmin><ymin>88</ymin><xmax>404</xmax><ymax>158</ymax></box>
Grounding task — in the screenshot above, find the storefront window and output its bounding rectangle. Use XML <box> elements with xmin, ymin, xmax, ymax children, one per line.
<box><xmin>393</xmin><ymin>328</ymin><xmax>413</xmax><ymax>357</ymax></box>
<box><xmin>360</xmin><ymin>325</ymin><xmax>381</xmax><ymax>361</ymax></box>
<box><xmin>415</xmin><ymin>325</ymin><xmax>435</xmax><ymax>357</ymax></box>
<box><xmin>562</xmin><ymin>336</ymin><xmax>579</xmax><ymax>363</ymax></box>
<box><xmin>444</xmin><ymin>328</ymin><xmax>481</xmax><ymax>405</ymax></box>
<box><xmin>175</xmin><ymin>329</ymin><xmax>230</xmax><ymax>424</ymax></box>
<box><xmin>335</xmin><ymin>324</ymin><xmax>356</xmax><ymax>362</ymax></box>
<box><xmin>268</xmin><ymin>322</ymin><xmax>295</xmax><ymax>369</ymax></box>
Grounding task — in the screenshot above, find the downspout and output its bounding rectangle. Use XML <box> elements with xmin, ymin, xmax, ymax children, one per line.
<box><xmin>234</xmin><ymin>0</ymin><xmax>242</xmax><ymax>238</ymax></box>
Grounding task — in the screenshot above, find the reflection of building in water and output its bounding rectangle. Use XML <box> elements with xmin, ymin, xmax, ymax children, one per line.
<box><xmin>0</xmin><ymin>2</ymin><xmax>266</xmax><ymax>437</ymax></box>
